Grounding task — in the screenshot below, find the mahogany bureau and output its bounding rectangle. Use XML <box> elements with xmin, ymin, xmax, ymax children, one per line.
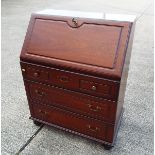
<box><xmin>20</xmin><ymin>10</ymin><xmax>136</xmax><ymax>149</ymax></box>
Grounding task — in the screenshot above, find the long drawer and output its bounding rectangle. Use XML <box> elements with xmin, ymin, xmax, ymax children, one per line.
<box><xmin>25</xmin><ymin>81</ymin><xmax>117</xmax><ymax>123</ymax></box>
<box><xmin>31</xmin><ymin>103</ymin><xmax>114</xmax><ymax>143</ymax></box>
<box><xmin>21</xmin><ymin>62</ymin><xmax>119</xmax><ymax>101</ymax></box>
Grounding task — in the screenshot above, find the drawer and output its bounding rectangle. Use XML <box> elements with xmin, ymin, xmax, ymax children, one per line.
<box><xmin>26</xmin><ymin>81</ymin><xmax>116</xmax><ymax>122</ymax></box>
<box><xmin>80</xmin><ymin>80</ymin><xmax>111</xmax><ymax>95</ymax></box>
<box><xmin>31</xmin><ymin>103</ymin><xmax>114</xmax><ymax>143</ymax></box>
<box><xmin>50</xmin><ymin>69</ymin><xmax>79</xmax><ymax>90</ymax></box>
<box><xmin>21</xmin><ymin>62</ymin><xmax>119</xmax><ymax>100</ymax></box>
<box><xmin>21</xmin><ymin>63</ymin><xmax>49</xmax><ymax>81</ymax></box>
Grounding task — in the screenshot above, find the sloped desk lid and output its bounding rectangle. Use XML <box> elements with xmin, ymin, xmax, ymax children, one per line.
<box><xmin>20</xmin><ymin>9</ymin><xmax>136</xmax><ymax>80</ymax></box>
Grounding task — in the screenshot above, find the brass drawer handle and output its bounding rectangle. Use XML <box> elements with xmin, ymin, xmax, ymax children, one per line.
<box><xmin>35</xmin><ymin>89</ymin><xmax>46</xmax><ymax>96</ymax></box>
<box><xmin>38</xmin><ymin>109</ymin><xmax>48</xmax><ymax>115</ymax></box>
<box><xmin>91</xmin><ymin>85</ymin><xmax>97</xmax><ymax>91</ymax></box>
<box><xmin>87</xmin><ymin>125</ymin><xmax>100</xmax><ymax>132</ymax></box>
<box><xmin>33</xmin><ymin>72</ymin><xmax>40</xmax><ymax>77</ymax></box>
<box><xmin>87</xmin><ymin>104</ymin><xmax>101</xmax><ymax>112</ymax></box>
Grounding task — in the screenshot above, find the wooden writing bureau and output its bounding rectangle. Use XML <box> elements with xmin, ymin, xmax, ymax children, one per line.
<box><xmin>20</xmin><ymin>10</ymin><xmax>136</xmax><ymax>149</ymax></box>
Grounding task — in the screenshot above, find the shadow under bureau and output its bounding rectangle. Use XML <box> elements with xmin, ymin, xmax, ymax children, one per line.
<box><xmin>20</xmin><ymin>10</ymin><xmax>136</xmax><ymax>149</ymax></box>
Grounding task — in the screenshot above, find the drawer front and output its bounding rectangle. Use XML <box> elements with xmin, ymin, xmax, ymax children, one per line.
<box><xmin>80</xmin><ymin>80</ymin><xmax>111</xmax><ymax>95</ymax></box>
<box><xmin>26</xmin><ymin>81</ymin><xmax>117</xmax><ymax>122</ymax></box>
<box><xmin>21</xmin><ymin>63</ymin><xmax>49</xmax><ymax>81</ymax></box>
<box><xmin>50</xmin><ymin>69</ymin><xmax>79</xmax><ymax>89</ymax></box>
<box><xmin>21</xmin><ymin>62</ymin><xmax>119</xmax><ymax>100</ymax></box>
<box><xmin>31</xmin><ymin>103</ymin><xmax>114</xmax><ymax>142</ymax></box>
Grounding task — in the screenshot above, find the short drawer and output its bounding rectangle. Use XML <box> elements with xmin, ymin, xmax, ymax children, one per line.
<box><xmin>25</xmin><ymin>81</ymin><xmax>116</xmax><ymax>123</ymax></box>
<box><xmin>80</xmin><ymin>80</ymin><xmax>111</xmax><ymax>95</ymax></box>
<box><xmin>21</xmin><ymin>63</ymin><xmax>49</xmax><ymax>81</ymax></box>
<box><xmin>21</xmin><ymin>62</ymin><xmax>119</xmax><ymax>100</ymax></box>
<box><xmin>31</xmin><ymin>103</ymin><xmax>114</xmax><ymax>143</ymax></box>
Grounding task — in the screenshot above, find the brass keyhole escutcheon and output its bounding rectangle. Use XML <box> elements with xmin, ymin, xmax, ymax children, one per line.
<box><xmin>59</xmin><ymin>76</ymin><xmax>69</xmax><ymax>83</ymax></box>
<box><xmin>72</xmin><ymin>18</ymin><xmax>78</xmax><ymax>26</ymax></box>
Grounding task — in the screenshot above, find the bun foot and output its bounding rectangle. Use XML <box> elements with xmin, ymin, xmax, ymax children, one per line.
<box><xmin>33</xmin><ymin>120</ymin><xmax>42</xmax><ymax>126</ymax></box>
<box><xmin>103</xmin><ymin>144</ymin><xmax>113</xmax><ymax>150</ymax></box>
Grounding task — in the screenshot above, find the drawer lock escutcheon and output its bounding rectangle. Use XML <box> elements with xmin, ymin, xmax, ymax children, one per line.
<box><xmin>72</xmin><ymin>18</ymin><xmax>78</xmax><ymax>26</ymax></box>
<box><xmin>59</xmin><ymin>76</ymin><xmax>70</xmax><ymax>83</ymax></box>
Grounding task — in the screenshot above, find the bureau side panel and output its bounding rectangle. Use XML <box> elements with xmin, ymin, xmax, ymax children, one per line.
<box><xmin>115</xmin><ymin>21</ymin><xmax>136</xmax><ymax>129</ymax></box>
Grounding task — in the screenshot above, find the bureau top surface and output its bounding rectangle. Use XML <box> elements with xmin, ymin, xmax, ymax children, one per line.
<box><xmin>20</xmin><ymin>10</ymin><xmax>136</xmax><ymax>81</ymax></box>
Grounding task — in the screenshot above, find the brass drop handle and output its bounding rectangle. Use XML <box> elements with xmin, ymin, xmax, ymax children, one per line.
<box><xmin>72</xmin><ymin>18</ymin><xmax>78</xmax><ymax>26</ymax></box>
<box><xmin>38</xmin><ymin>109</ymin><xmax>48</xmax><ymax>115</ymax></box>
<box><xmin>87</xmin><ymin>104</ymin><xmax>101</xmax><ymax>112</ymax></box>
<box><xmin>35</xmin><ymin>89</ymin><xmax>46</xmax><ymax>96</ymax></box>
<box><xmin>87</xmin><ymin>125</ymin><xmax>100</xmax><ymax>132</ymax></box>
<box><xmin>33</xmin><ymin>72</ymin><xmax>39</xmax><ymax>77</ymax></box>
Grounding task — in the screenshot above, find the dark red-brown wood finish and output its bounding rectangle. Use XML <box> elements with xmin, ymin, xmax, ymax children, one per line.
<box><xmin>20</xmin><ymin>14</ymin><xmax>132</xmax><ymax>81</ymax></box>
<box><xmin>25</xmin><ymin>80</ymin><xmax>117</xmax><ymax>123</ymax></box>
<box><xmin>21</xmin><ymin>62</ymin><xmax>119</xmax><ymax>100</ymax></box>
<box><xmin>20</xmin><ymin>10</ymin><xmax>136</xmax><ymax>149</ymax></box>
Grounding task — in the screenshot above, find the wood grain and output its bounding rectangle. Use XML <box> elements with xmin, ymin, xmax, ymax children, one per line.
<box><xmin>20</xmin><ymin>12</ymin><xmax>136</xmax><ymax>148</ymax></box>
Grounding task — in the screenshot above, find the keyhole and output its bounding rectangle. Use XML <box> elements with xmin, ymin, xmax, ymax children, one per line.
<box><xmin>72</xmin><ymin>18</ymin><xmax>78</xmax><ymax>26</ymax></box>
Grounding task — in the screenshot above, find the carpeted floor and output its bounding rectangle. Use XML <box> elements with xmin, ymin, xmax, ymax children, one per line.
<box><xmin>2</xmin><ymin>0</ymin><xmax>154</xmax><ymax>154</ymax></box>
